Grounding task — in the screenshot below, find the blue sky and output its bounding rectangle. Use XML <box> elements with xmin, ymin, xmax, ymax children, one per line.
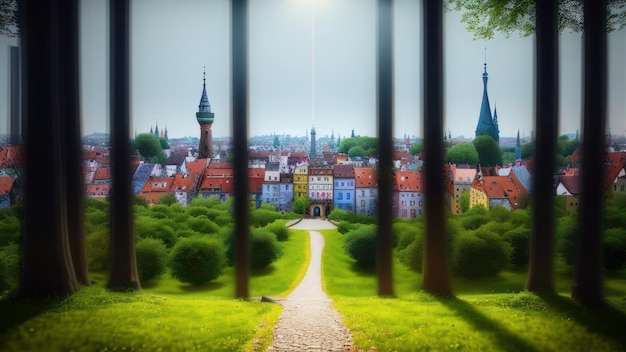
<box><xmin>1</xmin><ymin>0</ymin><xmax>625</xmax><ymax>140</ymax></box>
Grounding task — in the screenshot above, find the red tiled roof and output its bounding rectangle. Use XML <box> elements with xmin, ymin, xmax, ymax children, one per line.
<box><xmin>604</xmin><ymin>152</ymin><xmax>626</xmax><ymax>191</ymax></box>
<box><xmin>186</xmin><ymin>159</ymin><xmax>209</xmax><ymax>177</ymax></box>
<box><xmin>141</xmin><ymin>177</ymin><xmax>175</xmax><ymax>193</ymax></box>
<box><xmin>0</xmin><ymin>176</ymin><xmax>14</xmax><ymax>195</ymax></box>
<box><xmin>172</xmin><ymin>174</ymin><xmax>196</xmax><ymax>193</ymax></box>
<box><xmin>333</xmin><ymin>164</ymin><xmax>355</xmax><ymax>178</ymax></box>
<box><xmin>94</xmin><ymin>167</ymin><xmax>110</xmax><ymax>180</ymax></box>
<box><xmin>354</xmin><ymin>167</ymin><xmax>377</xmax><ymax>188</ymax></box>
<box><xmin>208</xmin><ymin>161</ymin><xmax>234</xmax><ymax>169</ymax></box>
<box><xmin>392</xmin><ymin>151</ymin><xmax>411</xmax><ymax>160</ymax></box>
<box><xmin>0</xmin><ymin>146</ymin><xmax>25</xmax><ymax>168</ymax></box>
<box><xmin>85</xmin><ymin>184</ymin><xmax>110</xmax><ymax>197</ymax></box>
<box><xmin>558</xmin><ymin>175</ymin><xmax>582</xmax><ymax>195</ymax></box>
<box><xmin>479</xmin><ymin>176</ymin><xmax>508</xmax><ymax>199</ymax></box>
<box><xmin>395</xmin><ymin>171</ymin><xmax>424</xmax><ymax>192</ymax></box>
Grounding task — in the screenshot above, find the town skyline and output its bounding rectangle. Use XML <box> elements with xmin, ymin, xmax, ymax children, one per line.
<box><xmin>1</xmin><ymin>0</ymin><xmax>625</xmax><ymax>141</ymax></box>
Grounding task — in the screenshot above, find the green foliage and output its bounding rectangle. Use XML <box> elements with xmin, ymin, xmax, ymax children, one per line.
<box><xmin>343</xmin><ymin>224</ymin><xmax>377</xmax><ymax>268</ymax></box>
<box><xmin>338</xmin><ymin>136</ymin><xmax>379</xmax><ymax>156</ymax></box>
<box><xmin>409</xmin><ymin>142</ymin><xmax>424</xmax><ymax>156</ymax></box>
<box><xmin>0</xmin><ymin>242</ymin><xmax>20</xmax><ymax>293</ymax></box>
<box><xmin>135</xmin><ymin>216</ymin><xmax>178</xmax><ymax>248</ymax></box>
<box><xmin>0</xmin><ymin>209</ymin><xmax>20</xmax><ymax>246</ymax></box>
<box><xmin>398</xmin><ymin>233</ymin><xmax>424</xmax><ymax>272</ymax></box>
<box><xmin>446</xmin><ymin>0</ymin><xmax>626</xmax><ymax>39</ymax></box>
<box><xmin>337</xmin><ymin>221</ymin><xmax>355</xmax><ymax>234</ymax></box>
<box><xmin>348</xmin><ymin>146</ymin><xmax>367</xmax><ymax>158</ymax></box>
<box><xmin>503</xmin><ymin>226</ymin><xmax>531</xmax><ymax>267</ymax></box>
<box><xmin>250</xmin><ymin>208</ymin><xmax>281</xmax><ymax>228</ymax></box>
<box><xmin>132</xmin><ymin>133</ymin><xmax>162</xmax><ymax>160</ymax></box>
<box><xmin>265</xmin><ymin>220</ymin><xmax>289</xmax><ymax>242</ymax></box>
<box><xmin>557</xmin><ymin>135</ymin><xmax>580</xmax><ymax>157</ymax></box>
<box><xmin>85</xmin><ymin>228</ymin><xmax>110</xmax><ymax>272</ymax></box>
<box><xmin>135</xmin><ymin>238</ymin><xmax>168</xmax><ymax>281</ymax></box>
<box><xmin>292</xmin><ymin>196</ymin><xmax>309</xmax><ymax>215</ymax></box>
<box><xmin>250</xmin><ymin>228</ymin><xmax>282</xmax><ymax>269</ymax></box>
<box><xmin>187</xmin><ymin>215</ymin><xmax>219</xmax><ymax>235</ymax></box>
<box><xmin>328</xmin><ymin>208</ymin><xmax>351</xmax><ymax>222</ymax></box>
<box><xmin>273</xmin><ymin>135</ymin><xmax>280</xmax><ymax>148</ymax></box>
<box><xmin>480</xmin><ymin>220</ymin><xmax>515</xmax><ymax>237</ymax></box>
<box><xmin>169</xmin><ymin>238</ymin><xmax>225</xmax><ymax>285</ymax></box>
<box><xmin>602</xmin><ymin>228</ymin><xmax>626</xmax><ymax>271</ymax></box>
<box><xmin>521</xmin><ymin>141</ymin><xmax>535</xmax><ymax>159</ymax></box>
<box><xmin>393</xmin><ymin>220</ymin><xmax>423</xmax><ymax>251</ymax></box>
<box><xmin>445</xmin><ymin>142</ymin><xmax>479</xmax><ymax>165</ymax></box>
<box><xmin>461</xmin><ymin>214</ymin><xmax>490</xmax><ymax>230</ymax></box>
<box><xmin>556</xmin><ymin>215</ymin><xmax>580</xmax><ymax>265</ymax></box>
<box><xmin>157</xmin><ymin>193</ymin><xmax>178</xmax><ymax>206</ymax></box>
<box><xmin>452</xmin><ymin>229</ymin><xmax>511</xmax><ymax>278</ymax></box>
<box><xmin>473</xmin><ymin>135</ymin><xmax>502</xmax><ymax>166</ymax></box>
<box><xmin>159</xmin><ymin>137</ymin><xmax>170</xmax><ymax>150</ymax></box>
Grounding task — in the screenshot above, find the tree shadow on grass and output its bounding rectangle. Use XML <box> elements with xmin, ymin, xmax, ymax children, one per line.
<box><xmin>437</xmin><ymin>296</ymin><xmax>540</xmax><ymax>352</ymax></box>
<box><xmin>251</xmin><ymin>265</ymin><xmax>277</xmax><ymax>277</ymax></box>
<box><xmin>350</xmin><ymin>263</ymin><xmax>376</xmax><ymax>277</ymax></box>
<box><xmin>0</xmin><ymin>296</ymin><xmax>62</xmax><ymax>336</ymax></box>
<box><xmin>537</xmin><ymin>292</ymin><xmax>626</xmax><ymax>350</ymax></box>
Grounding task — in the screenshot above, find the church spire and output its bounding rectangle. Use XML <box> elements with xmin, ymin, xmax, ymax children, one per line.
<box><xmin>199</xmin><ymin>66</ymin><xmax>211</xmax><ymax>113</ymax></box>
<box><xmin>475</xmin><ymin>46</ymin><xmax>499</xmax><ymax>143</ymax></box>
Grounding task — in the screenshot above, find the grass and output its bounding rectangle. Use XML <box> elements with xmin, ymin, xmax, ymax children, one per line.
<box><xmin>0</xmin><ymin>228</ymin><xmax>310</xmax><ymax>352</ymax></box>
<box><xmin>320</xmin><ymin>228</ymin><xmax>626</xmax><ymax>351</ymax></box>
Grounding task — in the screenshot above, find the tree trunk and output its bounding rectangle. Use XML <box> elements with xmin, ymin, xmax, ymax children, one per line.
<box><xmin>421</xmin><ymin>0</ymin><xmax>452</xmax><ymax>297</ymax></box>
<box><xmin>525</xmin><ymin>0</ymin><xmax>558</xmax><ymax>293</ymax></box>
<box><xmin>107</xmin><ymin>0</ymin><xmax>140</xmax><ymax>291</ymax></box>
<box><xmin>18</xmin><ymin>0</ymin><xmax>78</xmax><ymax>298</ymax></box>
<box><xmin>376</xmin><ymin>0</ymin><xmax>394</xmax><ymax>297</ymax></box>
<box><xmin>58</xmin><ymin>0</ymin><xmax>90</xmax><ymax>287</ymax></box>
<box><xmin>572</xmin><ymin>0</ymin><xmax>606</xmax><ymax>307</ymax></box>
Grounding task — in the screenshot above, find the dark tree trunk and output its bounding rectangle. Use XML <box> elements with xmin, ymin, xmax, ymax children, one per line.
<box><xmin>18</xmin><ymin>0</ymin><xmax>78</xmax><ymax>298</ymax></box>
<box><xmin>232</xmin><ymin>0</ymin><xmax>250</xmax><ymax>299</ymax></box>
<box><xmin>107</xmin><ymin>0</ymin><xmax>140</xmax><ymax>291</ymax></box>
<box><xmin>376</xmin><ymin>0</ymin><xmax>394</xmax><ymax>297</ymax></box>
<box><xmin>421</xmin><ymin>0</ymin><xmax>452</xmax><ymax>297</ymax></box>
<box><xmin>572</xmin><ymin>0</ymin><xmax>607</xmax><ymax>307</ymax></box>
<box><xmin>58</xmin><ymin>0</ymin><xmax>90</xmax><ymax>286</ymax></box>
<box><xmin>525</xmin><ymin>0</ymin><xmax>558</xmax><ymax>293</ymax></box>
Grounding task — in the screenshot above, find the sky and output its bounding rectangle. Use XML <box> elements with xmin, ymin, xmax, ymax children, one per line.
<box><xmin>1</xmin><ymin>0</ymin><xmax>625</xmax><ymax>141</ymax></box>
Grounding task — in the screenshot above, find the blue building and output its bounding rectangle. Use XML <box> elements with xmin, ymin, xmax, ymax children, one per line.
<box><xmin>333</xmin><ymin>164</ymin><xmax>355</xmax><ymax>212</ymax></box>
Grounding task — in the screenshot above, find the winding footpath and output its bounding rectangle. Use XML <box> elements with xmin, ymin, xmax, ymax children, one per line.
<box><xmin>268</xmin><ymin>219</ymin><xmax>354</xmax><ymax>352</ymax></box>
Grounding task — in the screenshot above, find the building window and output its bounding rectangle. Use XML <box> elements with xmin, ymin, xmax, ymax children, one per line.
<box><xmin>346</xmin><ymin>193</ymin><xmax>350</xmax><ymax>200</ymax></box>
<box><xmin>401</xmin><ymin>210</ymin><xmax>407</xmax><ymax>217</ymax></box>
<box><xmin>419</xmin><ymin>201</ymin><xmax>423</xmax><ymax>206</ymax></box>
<box><xmin>338</xmin><ymin>193</ymin><xmax>343</xmax><ymax>200</ymax></box>
<box><xmin>410</xmin><ymin>201</ymin><xmax>415</xmax><ymax>206</ymax></box>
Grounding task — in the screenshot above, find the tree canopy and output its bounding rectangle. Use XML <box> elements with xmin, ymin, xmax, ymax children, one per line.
<box><xmin>338</xmin><ymin>136</ymin><xmax>379</xmax><ymax>157</ymax></box>
<box><xmin>446</xmin><ymin>0</ymin><xmax>626</xmax><ymax>39</ymax></box>
<box><xmin>133</xmin><ymin>133</ymin><xmax>162</xmax><ymax>161</ymax></box>
<box><xmin>409</xmin><ymin>142</ymin><xmax>424</xmax><ymax>156</ymax></box>
<box><xmin>445</xmin><ymin>142</ymin><xmax>480</xmax><ymax>164</ymax></box>
<box><xmin>473</xmin><ymin>135</ymin><xmax>502</xmax><ymax>166</ymax></box>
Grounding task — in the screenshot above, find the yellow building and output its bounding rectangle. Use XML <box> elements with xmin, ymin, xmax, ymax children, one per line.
<box><xmin>293</xmin><ymin>163</ymin><xmax>309</xmax><ymax>198</ymax></box>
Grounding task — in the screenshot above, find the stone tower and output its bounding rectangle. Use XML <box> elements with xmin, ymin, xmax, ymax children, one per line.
<box><xmin>196</xmin><ymin>68</ymin><xmax>214</xmax><ymax>159</ymax></box>
<box><xmin>475</xmin><ymin>62</ymin><xmax>499</xmax><ymax>142</ymax></box>
<box><xmin>310</xmin><ymin>126</ymin><xmax>316</xmax><ymax>158</ymax></box>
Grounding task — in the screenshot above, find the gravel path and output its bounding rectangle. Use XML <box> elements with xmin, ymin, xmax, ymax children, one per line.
<box><xmin>268</xmin><ymin>221</ymin><xmax>354</xmax><ymax>352</ymax></box>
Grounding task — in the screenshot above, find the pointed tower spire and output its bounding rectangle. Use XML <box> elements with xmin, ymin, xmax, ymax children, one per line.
<box><xmin>475</xmin><ymin>44</ymin><xmax>499</xmax><ymax>143</ymax></box>
<box><xmin>515</xmin><ymin>129</ymin><xmax>522</xmax><ymax>161</ymax></box>
<box><xmin>199</xmin><ymin>66</ymin><xmax>211</xmax><ymax>113</ymax></box>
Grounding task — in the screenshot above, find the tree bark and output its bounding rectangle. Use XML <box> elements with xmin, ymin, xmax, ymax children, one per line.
<box><xmin>58</xmin><ymin>0</ymin><xmax>90</xmax><ymax>286</ymax></box>
<box><xmin>421</xmin><ymin>0</ymin><xmax>452</xmax><ymax>297</ymax></box>
<box><xmin>107</xmin><ymin>0</ymin><xmax>140</xmax><ymax>291</ymax></box>
<box><xmin>572</xmin><ymin>0</ymin><xmax>606</xmax><ymax>307</ymax></box>
<box><xmin>18</xmin><ymin>0</ymin><xmax>78</xmax><ymax>298</ymax></box>
<box><xmin>376</xmin><ymin>0</ymin><xmax>394</xmax><ymax>297</ymax></box>
<box><xmin>525</xmin><ymin>0</ymin><xmax>558</xmax><ymax>293</ymax></box>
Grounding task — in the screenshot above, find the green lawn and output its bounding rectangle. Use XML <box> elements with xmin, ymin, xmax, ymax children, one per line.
<box><xmin>320</xmin><ymin>229</ymin><xmax>626</xmax><ymax>351</ymax></box>
<box><xmin>0</xmin><ymin>229</ymin><xmax>310</xmax><ymax>352</ymax></box>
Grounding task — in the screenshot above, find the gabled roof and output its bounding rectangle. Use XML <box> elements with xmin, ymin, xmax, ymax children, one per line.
<box><xmin>604</xmin><ymin>152</ymin><xmax>626</xmax><ymax>190</ymax></box>
<box><xmin>165</xmin><ymin>153</ymin><xmax>187</xmax><ymax>166</ymax></box>
<box><xmin>133</xmin><ymin>163</ymin><xmax>158</xmax><ymax>180</ymax></box>
<box><xmin>354</xmin><ymin>167</ymin><xmax>377</xmax><ymax>188</ymax></box>
<box><xmin>208</xmin><ymin>161</ymin><xmax>233</xmax><ymax>169</ymax></box>
<box><xmin>172</xmin><ymin>173</ymin><xmax>197</xmax><ymax>193</ymax></box>
<box><xmin>185</xmin><ymin>159</ymin><xmax>209</xmax><ymax>177</ymax></box>
<box><xmin>0</xmin><ymin>146</ymin><xmax>25</xmax><ymax>168</ymax></box>
<box><xmin>248</xmin><ymin>167</ymin><xmax>265</xmax><ymax>179</ymax></box>
<box><xmin>558</xmin><ymin>175</ymin><xmax>582</xmax><ymax>196</ymax></box>
<box><xmin>0</xmin><ymin>176</ymin><xmax>14</xmax><ymax>195</ymax></box>
<box><xmin>85</xmin><ymin>184</ymin><xmax>110</xmax><ymax>197</ymax></box>
<box><xmin>141</xmin><ymin>177</ymin><xmax>175</xmax><ymax>193</ymax></box>
<box><xmin>479</xmin><ymin>176</ymin><xmax>508</xmax><ymax>199</ymax></box>
<box><xmin>333</xmin><ymin>164</ymin><xmax>355</xmax><ymax>178</ymax></box>
<box><xmin>94</xmin><ymin>167</ymin><xmax>110</xmax><ymax>180</ymax></box>
<box><xmin>395</xmin><ymin>171</ymin><xmax>423</xmax><ymax>192</ymax></box>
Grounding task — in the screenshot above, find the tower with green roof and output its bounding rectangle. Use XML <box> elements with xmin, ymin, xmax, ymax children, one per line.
<box><xmin>475</xmin><ymin>61</ymin><xmax>500</xmax><ymax>143</ymax></box>
<box><xmin>196</xmin><ymin>68</ymin><xmax>214</xmax><ymax>159</ymax></box>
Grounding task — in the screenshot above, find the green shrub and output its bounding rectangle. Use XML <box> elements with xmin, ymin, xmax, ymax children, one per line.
<box><xmin>169</xmin><ymin>238</ymin><xmax>225</xmax><ymax>285</ymax></box>
<box><xmin>265</xmin><ymin>220</ymin><xmax>289</xmax><ymax>242</ymax></box>
<box><xmin>503</xmin><ymin>226</ymin><xmax>530</xmax><ymax>267</ymax></box>
<box><xmin>187</xmin><ymin>206</ymin><xmax>211</xmax><ymax>218</ymax></box>
<box><xmin>343</xmin><ymin>224</ymin><xmax>377</xmax><ymax>268</ymax></box>
<box><xmin>461</xmin><ymin>214</ymin><xmax>490</xmax><ymax>230</ymax></box>
<box><xmin>393</xmin><ymin>221</ymin><xmax>423</xmax><ymax>251</ymax></box>
<box><xmin>556</xmin><ymin>215</ymin><xmax>579</xmax><ymax>265</ymax></box>
<box><xmin>187</xmin><ymin>215</ymin><xmax>219</xmax><ymax>235</ymax></box>
<box><xmin>481</xmin><ymin>221</ymin><xmax>515</xmax><ymax>237</ymax></box>
<box><xmin>249</xmin><ymin>209</ymin><xmax>281</xmax><ymax>228</ymax></box>
<box><xmin>0</xmin><ymin>211</ymin><xmax>21</xmax><ymax>246</ymax></box>
<box><xmin>452</xmin><ymin>229</ymin><xmax>511</xmax><ymax>279</ymax></box>
<box><xmin>489</xmin><ymin>206</ymin><xmax>511</xmax><ymax>223</ymax></box>
<box><xmin>328</xmin><ymin>208</ymin><xmax>351</xmax><ymax>222</ymax></box>
<box><xmin>250</xmin><ymin>228</ymin><xmax>282</xmax><ymax>269</ymax></box>
<box><xmin>337</xmin><ymin>221</ymin><xmax>353</xmax><ymax>234</ymax></box>
<box><xmin>157</xmin><ymin>193</ymin><xmax>178</xmax><ymax>206</ymax></box>
<box><xmin>86</xmin><ymin>229</ymin><xmax>109</xmax><ymax>272</ymax></box>
<box><xmin>602</xmin><ymin>228</ymin><xmax>626</xmax><ymax>271</ymax></box>
<box><xmin>0</xmin><ymin>253</ymin><xmax>8</xmax><ymax>293</ymax></box>
<box><xmin>398</xmin><ymin>232</ymin><xmax>424</xmax><ymax>272</ymax></box>
<box><xmin>136</xmin><ymin>238</ymin><xmax>168</xmax><ymax>281</ymax></box>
